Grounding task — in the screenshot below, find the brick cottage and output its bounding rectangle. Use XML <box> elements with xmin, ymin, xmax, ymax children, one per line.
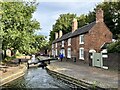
<box><xmin>52</xmin><ymin>8</ymin><xmax>112</xmax><ymax>65</ymax></box>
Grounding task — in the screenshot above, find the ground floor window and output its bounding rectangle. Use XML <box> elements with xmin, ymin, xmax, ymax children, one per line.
<box><xmin>52</xmin><ymin>49</ymin><xmax>55</xmax><ymax>56</ymax></box>
<box><xmin>67</xmin><ymin>48</ymin><xmax>71</xmax><ymax>58</ymax></box>
<box><xmin>55</xmin><ymin>49</ymin><xmax>58</xmax><ymax>56</ymax></box>
<box><xmin>79</xmin><ymin>48</ymin><xmax>84</xmax><ymax>60</ymax></box>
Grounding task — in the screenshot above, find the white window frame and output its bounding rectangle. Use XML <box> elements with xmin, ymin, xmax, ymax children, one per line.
<box><xmin>68</xmin><ymin>38</ymin><xmax>71</xmax><ymax>46</ymax></box>
<box><xmin>55</xmin><ymin>49</ymin><xmax>57</xmax><ymax>56</ymax></box>
<box><xmin>79</xmin><ymin>35</ymin><xmax>84</xmax><ymax>44</ymax></box>
<box><xmin>55</xmin><ymin>43</ymin><xmax>57</xmax><ymax>48</ymax></box>
<box><xmin>79</xmin><ymin>48</ymin><xmax>84</xmax><ymax>60</ymax></box>
<box><xmin>67</xmin><ymin>48</ymin><xmax>71</xmax><ymax>58</ymax></box>
<box><xmin>62</xmin><ymin>41</ymin><xmax>64</xmax><ymax>47</ymax></box>
<box><xmin>52</xmin><ymin>44</ymin><xmax>54</xmax><ymax>48</ymax></box>
<box><xmin>52</xmin><ymin>49</ymin><xmax>55</xmax><ymax>56</ymax></box>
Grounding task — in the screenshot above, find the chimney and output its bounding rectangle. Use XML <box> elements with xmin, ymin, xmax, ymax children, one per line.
<box><xmin>59</xmin><ymin>30</ymin><xmax>63</xmax><ymax>38</ymax></box>
<box><xmin>55</xmin><ymin>32</ymin><xmax>58</xmax><ymax>39</ymax></box>
<box><xmin>96</xmin><ymin>8</ymin><xmax>104</xmax><ymax>23</ymax></box>
<box><xmin>72</xmin><ymin>18</ymin><xmax>78</xmax><ymax>33</ymax></box>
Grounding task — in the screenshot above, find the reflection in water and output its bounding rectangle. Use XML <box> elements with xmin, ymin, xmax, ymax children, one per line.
<box><xmin>3</xmin><ymin>67</ymin><xmax>71</xmax><ymax>89</ymax></box>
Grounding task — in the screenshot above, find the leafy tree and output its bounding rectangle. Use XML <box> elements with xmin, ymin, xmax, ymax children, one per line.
<box><xmin>86</xmin><ymin>11</ymin><xmax>96</xmax><ymax>23</ymax></box>
<box><xmin>49</xmin><ymin>13</ymin><xmax>76</xmax><ymax>44</ymax></box>
<box><xmin>1</xmin><ymin>2</ymin><xmax>40</xmax><ymax>54</ymax></box>
<box><xmin>108</xmin><ymin>35</ymin><xmax>120</xmax><ymax>53</ymax></box>
<box><xmin>33</xmin><ymin>35</ymin><xmax>48</xmax><ymax>51</ymax></box>
<box><xmin>77</xmin><ymin>14</ymin><xmax>88</xmax><ymax>28</ymax></box>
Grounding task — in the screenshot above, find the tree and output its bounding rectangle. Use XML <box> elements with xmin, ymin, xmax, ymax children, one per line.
<box><xmin>1</xmin><ymin>2</ymin><xmax>40</xmax><ymax>54</ymax></box>
<box><xmin>49</xmin><ymin>13</ymin><xmax>76</xmax><ymax>44</ymax></box>
<box><xmin>77</xmin><ymin>14</ymin><xmax>88</xmax><ymax>28</ymax></box>
<box><xmin>107</xmin><ymin>35</ymin><xmax>120</xmax><ymax>53</ymax></box>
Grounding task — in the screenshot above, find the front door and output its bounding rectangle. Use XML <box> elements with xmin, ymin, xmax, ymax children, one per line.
<box><xmin>92</xmin><ymin>53</ymin><xmax>103</xmax><ymax>68</ymax></box>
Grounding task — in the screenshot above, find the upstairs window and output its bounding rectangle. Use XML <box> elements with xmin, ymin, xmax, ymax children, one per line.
<box><xmin>52</xmin><ymin>44</ymin><xmax>54</xmax><ymax>48</ymax></box>
<box><xmin>62</xmin><ymin>41</ymin><xmax>64</xmax><ymax>47</ymax></box>
<box><xmin>68</xmin><ymin>38</ymin><xmax>71</xmax><ymax>46</ymax></box>
<box><xmin>55</xmin><ymin>49</ymin><xmax>57</xmax><ymax>56</ymax></box>
<box><xmin>79</xmin><ymin>35</ymin><xmax>84</xmax><ymax>44</ymax></box>
<box><xmin>55</xmin><ymin>43</ymin><xmax>57</xmax><ymax>48</ymax></box>
<box><xmin>52</xmin><ymin>49</ymin><xmax>55</xmax><ymax>56</ymax></box>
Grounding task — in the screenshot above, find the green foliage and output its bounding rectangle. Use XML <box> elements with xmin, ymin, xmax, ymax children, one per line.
<box><xmin>108</xmin><ymin>34</ymin><xmax>120</xmax><ymax>53</ymax></box>
<box><xmin>4</xmin><ymin>55</ymin><xmax>16</xmax><ymax>61</ymax></box>
<box><xmin>32</xmin><ymin>35</ymin><xmax>48</xmax><ymax>52</ymax></box>
<box><xmin>108</xmin><ymin>36</ymin><xmax>120</xmax><ymax>53</ymax></box>
<box><xmin>0</xmin><ymin>2</ymin><xmax>49</xmax><ymax>55</ymax></box>
<box><xmin>49</xmin><ymin>13</ymin><xmax>76</xmax><ymax>44</ymax></box>
<box><xmin>77</xmin><ymin>14</ymin><xmax>89</xmax><ymax>28</ymax></box>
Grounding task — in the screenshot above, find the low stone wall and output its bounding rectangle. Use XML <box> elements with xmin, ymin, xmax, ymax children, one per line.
<box><xmin>0</xmin><ymin>64</ymin><xmax>27</xmax><ymax>86</ymax></box>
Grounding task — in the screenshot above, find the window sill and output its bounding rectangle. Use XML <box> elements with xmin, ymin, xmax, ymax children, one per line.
<box><xmin>79</xmin><ymin>43</ymin><xmax>84</xmax><ymax>45</ymax></box>
<box><xmin>79</xmin><ymin>58</ymin><xmax>84</xmax><ymax>60</ymax></box>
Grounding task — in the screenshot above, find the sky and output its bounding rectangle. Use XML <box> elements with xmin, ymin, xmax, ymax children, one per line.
<box><xmin>32</xmin><ymin>0</ymin><xmax>103</xmax><ymax>40</ymax></box>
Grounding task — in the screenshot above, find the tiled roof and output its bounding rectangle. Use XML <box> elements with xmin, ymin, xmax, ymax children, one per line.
<box><xmin>52</xmin><ymin>21</ymin><xmax>96</xmax><ymax>44</ymax></box>
<box><xmin>68</xmin><ymin>21</ymin><xmax>96</xmax><ymax>38</ymax></box>
<box><xmin>52</xmin><ymin>32</ymin><xmax>71</xmax><ymax>44</ymax></box>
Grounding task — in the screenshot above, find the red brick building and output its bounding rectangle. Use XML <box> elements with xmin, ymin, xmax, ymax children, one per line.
<box><xmin>52</xmin><ymin>8</ymin><xmax>112</xmax><ymax>65</ymax></box>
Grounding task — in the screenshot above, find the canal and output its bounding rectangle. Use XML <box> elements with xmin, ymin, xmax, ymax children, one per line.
<box><xmin>2</xmin><ymin>67</ymin><xmax>72</xmax><ymax>89</ymax></box>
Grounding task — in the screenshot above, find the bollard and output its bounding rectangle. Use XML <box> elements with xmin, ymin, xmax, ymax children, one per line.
<box><xmin>73</xmin><ymin>57</ymin><xmax>76</xmax><ymax>62</ymax></box>
<box><xmin>18</xmin><ymin>59</ymin><xmax>21</xmax><ymax>64</ymax></box>
<box><xmin>27</xmin><ymin>62</ymin><xmax>29</xmax><ymax>69</ymax></box>
<box><xmin>48</xmin><ymin>60</ymin><xmax>50</xmax><ymax>64</ymax></box>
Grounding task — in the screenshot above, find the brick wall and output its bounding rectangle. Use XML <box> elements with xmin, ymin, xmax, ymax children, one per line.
<box><xmin>85</xmin><ymin>22</ymin><xmax>112</xmax><ymax>52</ymax></box>
<box><xmin>83</xmin><ymin>22</ymin><xmax>112</xmax><ymax>64</ymax></box>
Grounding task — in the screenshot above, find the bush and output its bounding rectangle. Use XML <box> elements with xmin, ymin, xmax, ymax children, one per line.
<box><xmin>4</xmin><ymin>55</ymin><xmax>16</xmax><ymax>61</ymax></box>
<box><xmin>107</xmin><ymin>40</ymin><xmax>120</xmax><ymax>53</ymax></box>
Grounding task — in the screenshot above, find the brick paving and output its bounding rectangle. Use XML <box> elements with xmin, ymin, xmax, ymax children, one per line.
<box><xmin>47</xmin><ymin>60</ymin><xmax>119</xmax><ymax>89</ymax></box>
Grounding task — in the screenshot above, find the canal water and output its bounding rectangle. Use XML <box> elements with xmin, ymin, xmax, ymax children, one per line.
<box><xmin>2</xmin><ymin>67</ymin><xmax>72</xmax><ymax>89</ymax></box>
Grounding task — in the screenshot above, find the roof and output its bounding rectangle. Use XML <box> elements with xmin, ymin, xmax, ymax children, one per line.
<box><xmin>68</xmin><ymin>21</ymin><xmax>96</xmax><ymax>38</ymax></box>
<box><xmin>52</xmin><ymin>21</ymin><xmax>96</xmax><ymax>44</ymax></box>
<box><xmin>52</xmin><ymin>32</ymin><xmax>71</xmax><ymax>44</ymax></box>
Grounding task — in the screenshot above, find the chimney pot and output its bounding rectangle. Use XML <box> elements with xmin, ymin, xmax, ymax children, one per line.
<box><xmin>59</xmin><ymin>30</ymin><xmax>63</xmax><ymax>38</ymax></box>
<box><xmin>96</xmin><ymin>8</ymin><xmax>104</xmax><ymax>23</ymax></box>
<box><xmin>55</xmin><ymin>32</ymin><xmax>58</xmax><ymax>39</ymax></box>
<box><xmin>72</xmin><ymin>18</ymin><xmax>78</xmax><ymax>32</ymax></box>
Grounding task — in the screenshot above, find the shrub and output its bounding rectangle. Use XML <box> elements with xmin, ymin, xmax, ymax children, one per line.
<box><xmin>107</xmin><ymin>40</ymin><xmax>120</xmax><ymax>53</ymax></box>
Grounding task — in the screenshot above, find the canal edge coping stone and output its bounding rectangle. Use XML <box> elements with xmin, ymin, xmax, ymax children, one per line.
<box><xmin>46</xmin><ymin>67</ymin><xmax>108</xmax><ymax>90</ymax></box>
